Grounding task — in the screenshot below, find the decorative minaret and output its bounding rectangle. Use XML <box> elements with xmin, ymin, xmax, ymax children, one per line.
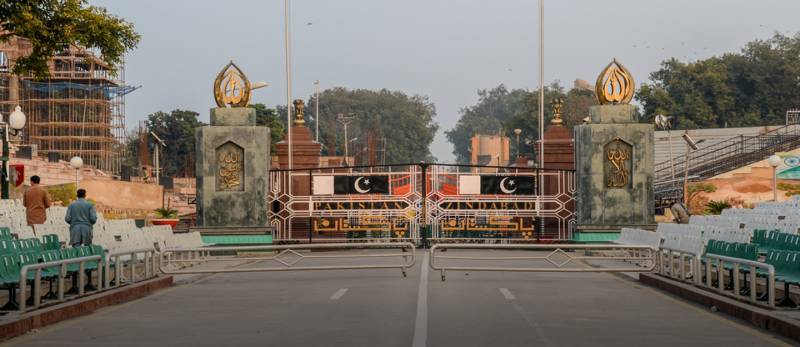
<box><xmin>194</xmin><ymin>61</ymin><xmax>271</xmax><ymax>233</ymax></box>
<box><xmin>573</xmin><ymin>59</ymin><xmax>655</xmax><ymax>239</ymax></box>
<box><xmin>275</xmin><ymin>99</ymin><xmax>322</xmax><ymax>169</ymax></box>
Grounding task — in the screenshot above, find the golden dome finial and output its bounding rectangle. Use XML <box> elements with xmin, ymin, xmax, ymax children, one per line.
<box><xmin>293</xmin><ymin>99</ymin><xmax>306</xmax><ymax>126</ymax></box>
<box><xmin>595</xmin><ymin>58</ymin><xmax>635</xmax><ymax>105</ymax></box>
<box><xmin>551</xmin><ymin>98</ymin><xmax>564</xmax><ymax>126</ymax></box>
<box><xmin>213</xmin><ymin>61</ymin><xmax>252</xmax><ymax>108</ymax></box>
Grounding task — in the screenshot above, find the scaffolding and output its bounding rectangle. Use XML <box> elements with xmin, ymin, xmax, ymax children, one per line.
<box><xmin>0</xmin><ymin>39</ymin><xmax>137</xmax><ymax>173</ymax></box>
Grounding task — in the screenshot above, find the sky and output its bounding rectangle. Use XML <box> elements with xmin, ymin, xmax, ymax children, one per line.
<box><xmin>92</xmin><ymin>0</ymin><xmax>800</xmax><ymax>163</ymax></box>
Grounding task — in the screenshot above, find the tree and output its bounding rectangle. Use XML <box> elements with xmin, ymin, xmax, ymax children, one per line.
<box><xmin>637</xmin><ymin>33</ymin><xmax>800</xmax><ymax>129</ymax></box>
<box><xmin>310</xmin><ymin>87</ymin><xmax>438</xmax><ymax>164</ymax></box>
<box><xmin>705</xmin><ymin>200</ymin><xmax>731</xmax><ymax>215</ymax></box>
<box><xmin>249</xmin><ymin>103</ymin><xmax>285</xmax><ymax>153</ymax></box>
<box><xmin>446</xmin><ymin>83</ymin><xmax>597</xmax><ymax>164</ymax></box>
<box><xmin>0</xmin><ymin>0</ymin><xmax>140</xmax><ymax>78</ymax></box>
<box><xmin>145</xmin><ymin>110</ymin><xmax>204</xmax><ymax>177</ymax></box>
<box><xmin>687</xmin><ymin>182</ymin><xmax>716</xmax><ymax>215</ymax></box>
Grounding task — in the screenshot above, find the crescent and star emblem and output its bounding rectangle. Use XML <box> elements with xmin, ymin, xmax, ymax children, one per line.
<box><xmin>354</xmin><ymin>177</ymin><xmax>371</xmax><ymax>194</ymax></box>
<box><xmin>499</xmin><ymin>177</ymin><xmax>517</xmax><ymax>194</ymax></box>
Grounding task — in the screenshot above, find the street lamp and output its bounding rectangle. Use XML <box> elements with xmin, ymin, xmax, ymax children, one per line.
<box><xmin>314</xmin><ymin>80</ymin><xmax>320</xmax><ymax>143</ymax></box>
<box><xmin>655</xmin><ymin>114</ymin><xmax>676</xmax><ymax>186</ymax></box>
<box><xmin>1</xmin><ymin>106</ymin><xmax>26</xmax><ymax>199</ymax></box>
<box><xmin>337</xmin><ymin>113</ymin><xmax>356</xmax><ymax>166</ymax></box>
<box><xmin>70</xmin><ymin>156</ymin><xmax>83</xmax><ymax>188</ymax></box>
<box><xmin>681</xmin><ymin>133</ymin><xmax>705</xmax><ymax>205</ymax></box>
<box><xmin>768</xmin><ymin>154</ymin><xmax>782</xmax><ymax>202</ymax></box>
<box><xmin>513</xmin><ymin>128</ymin><xmax>522</xmax><ymax>158</ymax></box>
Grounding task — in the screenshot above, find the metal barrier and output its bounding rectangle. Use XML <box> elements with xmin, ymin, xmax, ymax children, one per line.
<box><xmin>159</xmin><ymin>242</ymin><xmax>416</xmax><ymax>277</ymax></box>
<box><xmin>658</xmin><ymin>248</ymin><xmax>703</xmax><ymax>286</ymax></box>
<box><xmin>18</xmin><ymin>248</ymin><xmax>158</xmax><ymax>312</ymax></box>
<box><xmin>429</xmin><ymin>243</ymin><xmax>657</xmax><ymax>281</ymax></box>
<box><xmin>103</xmin><ymin>248</ymin><xmax>160</xmax><ymax>289</ymax></box>
<box><xmin>703</xmin><ymin>253</ymin><xmax>776</xmax><ymax>308</ymax></box>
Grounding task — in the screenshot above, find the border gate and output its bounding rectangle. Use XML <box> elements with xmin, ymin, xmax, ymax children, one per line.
<box><xmin>268</xmin><ymin>164</ymin><xmax>575</xmax><ymax>243</ymax></box>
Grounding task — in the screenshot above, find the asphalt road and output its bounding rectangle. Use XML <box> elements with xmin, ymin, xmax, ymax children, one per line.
<box><xmin>3</xmin><ymin>249</ymin><xmax>794</xmax><ymax>347</ymax></box>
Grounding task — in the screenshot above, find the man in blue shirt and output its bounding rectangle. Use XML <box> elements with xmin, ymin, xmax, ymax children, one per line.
<box><xmin>65</xmin><ymin>189</ymin><xmax>97</xmax><ymax>247</ymax></box>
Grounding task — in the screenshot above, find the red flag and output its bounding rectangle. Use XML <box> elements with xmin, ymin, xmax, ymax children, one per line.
<box><xmin>10</xmin><ymin>164</ymin><xmax>24</xmax><ymax>187</ymax></box>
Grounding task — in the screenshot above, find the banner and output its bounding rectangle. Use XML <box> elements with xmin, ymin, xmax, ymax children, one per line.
<box><xmin>332</xmin><ymin>175</ymin><xmax>389</xmax><ymax>194</ymax></box>
<box><xmin>480</xmin><ymin>176</ymin><xmax>535</xmax><ymax>195</ymax></box>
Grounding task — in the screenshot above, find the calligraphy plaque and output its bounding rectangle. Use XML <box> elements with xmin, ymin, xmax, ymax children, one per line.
<box><xmin>604</xmin><ymin>138</ymin><xmax>633</xmax><ymax>189</ymax></box>
<box><xmin>216</xmin><ymin>141</ymin><xmax>244</xmax><ymax>191</ymax></box>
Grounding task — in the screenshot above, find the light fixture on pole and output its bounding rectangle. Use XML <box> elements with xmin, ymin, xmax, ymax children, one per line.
<box><xmin>337</xmin><ymin>113</ymin><xmax>356</xmax><ymax>166</ymax></box>
<box><xmin>768</xmin><ymin>154</ymin><xmax>782</xmax><ymax>202</ymax></box>
<box><xmin>1</xmin><ymin>106</ymin><xmax>26</xmax><ymax>199</ymax></box>
<box><xmin>284</xmin><ymin>0</ymin><xmax>293</xmax><ymax>170</ymax></box>
<box><xmin>150</xmin><ymin>131</ymin><xmax>166</xmax><ymax>185</ymax></box>
<box><xmin>70</xmin><ymin>156</ymin><xmax>83</xmax><ymax>188</ymax></box>
<box><xmin>655</xmin><ymin>114</ymin><xmax>676</xmax><ymax>185</ymax></box>
<box><xmin>314</xmin><ymin>80</ymin><xmax>320</xmax><ymax>143</ymax></box>
<box><xmin>513</xmin><ymin>128</ymin><xmax>522</xmax><ymax>158</ymax></box>
<box><xmin>680</xmin><ymin>133</ymin><xmax>705</xmax><ymax>205</ymax></box>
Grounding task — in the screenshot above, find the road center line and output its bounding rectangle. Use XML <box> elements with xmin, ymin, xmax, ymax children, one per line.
<box><xmin>329</xmin><ymin>288</ymin><xmax>349</xmax><ymax>300</ymax></box>
<box><xmin>412</xmin><ymin>252</ymin><xmax>429</xmax><ymax>347</ymax></box>
<box><xmin>499</xmin><ymin>288</ymin><xmax>515</xmax><ymax>300</ymax></box>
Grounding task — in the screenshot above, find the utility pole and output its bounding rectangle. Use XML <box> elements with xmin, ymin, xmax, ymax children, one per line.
<box><xmin>284</xmin><ymin>0</ymin><xmax>293</xmax><ymax>170</ymax></box>
<box><xmin>314</xmin><ymin>80</ymin><xmax>320</xmax><ymax>142</ymax></box>
<box><xmin>337</xmin><ymin>113</ymin><xmax>355</xmax><ymax>166</ymax></box>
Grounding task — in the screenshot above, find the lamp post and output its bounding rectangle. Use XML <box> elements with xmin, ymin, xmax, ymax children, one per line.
<box><xmin>314</xmin><ymin>80</ymin><xmax>320</xmax><ymax>142</ymax></box>
<box><xmin>768</xmin><ymin>154</ymin><xmax>782</xmax><ymax>202</ymax></box>
<box><xmin>150</xmin><ymin>132</ymin><xmax>166</xmax><ymax>185</ymax></box>
<box><xmin>681</xmin><ymin>133</ymin><xmax>705</xmax><ymax>205</ymax></box>
<box><xmin>337</xmin><ymin>113</ymin><xmax>356</xmax><ymax>166</ymax></box>
<box><xmin>70</xmin><ymin>156</ymin><xmax>83</xmax><ymax>188</ymax></box>
<box><xmin>284</xmin><ymin>0</ymin><xmax>293</xmax><ymax>170</ymax></box>
<box><xmin>655</xmin><ymin>114</ymin><xmax>676</xmax><ymax>186</ymax></box>
<box><xmin>513</xmin><ymin>128</ymin><xmax>522</xmax><ymax>158</ymax></box>
<box><xmin>1</xmin><ymin>106</ymin><xmax>26</xmax><ymax>199</ymax></box>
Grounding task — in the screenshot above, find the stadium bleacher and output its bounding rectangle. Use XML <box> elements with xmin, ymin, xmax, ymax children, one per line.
<box><xmin>0</xmin><ymin>199</ymin><xmax>207</xmax><ymax>312</ymax></box>
<box><xmin>617</xmin><ymin>195</ymin><xmax>800</xmax><ymax>308</ymax></box>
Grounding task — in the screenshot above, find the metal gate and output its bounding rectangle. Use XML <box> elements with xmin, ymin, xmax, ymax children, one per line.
<box><xmin>268</xmin><ymin>164</ymin><xmax>575</xmax><ymax>243</ymax></box>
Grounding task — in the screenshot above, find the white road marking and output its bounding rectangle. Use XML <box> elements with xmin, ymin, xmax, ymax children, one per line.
<box><xmin>499</xmin><ymin>288</ymin><xmax>515</xmax><ymax>300</ymax></box>
<box><xmin>412</xmin><ymin>252</ymin><xmax>429</xmax><ymax>347</ymax></box>
<box><xmin>329</xmin><ymin>288</ymin><xmax>348</xmax><ymax>300</ymax></box>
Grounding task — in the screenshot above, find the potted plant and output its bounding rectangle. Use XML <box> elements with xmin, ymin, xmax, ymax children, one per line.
<box><xmin>152</xmin><ymin>206</ymin><xmax>180</xmax><ymax>230</ymax></box>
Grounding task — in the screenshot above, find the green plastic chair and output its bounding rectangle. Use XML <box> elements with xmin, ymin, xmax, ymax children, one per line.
<box><xmin>0</xmin><ymin>227</ymin><xmax>12</xmax><ymax>240</ymax></box>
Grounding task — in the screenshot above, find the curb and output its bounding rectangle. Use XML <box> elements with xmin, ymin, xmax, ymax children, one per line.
<box><xmin>0</xmin><ymin>276</ymin><xmax>173</xmax><ymax>342</ymax></box>
<box><xmin>639</xmin><ymin>273</ymin><xmax>800</xmax><ymax>342</ymax></box>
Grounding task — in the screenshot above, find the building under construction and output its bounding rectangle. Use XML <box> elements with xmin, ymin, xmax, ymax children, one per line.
<box><xmin>0</xmin><ymin>35</ymin><xmax>136</xmax><ymax>173</ymax></box>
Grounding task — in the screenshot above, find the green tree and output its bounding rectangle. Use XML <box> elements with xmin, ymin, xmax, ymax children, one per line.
<box><xmin>705</xmin><ymin>200</ymin><xmax>731</xmax><ymax>215</ymax></box>
<box><xmin>637</xmin><ymin>33</ymin><xmax>800</xmax><ymax>129</ymax></box>
<box><xmin>446</xmin><ymin>83</ymin><xmax>597</xmax><ymax>164</ymax></box>
<box><xmin>249</xmin><ymin>103</ymin><xmax>285</xmax><ymax>153</ymax></box>
<box><xmin>310</xmin><ymin>87</ymin><xmax>438</xmax><ymax>164</ymax></box>
<box><xmin>145</xmin><ymin>110</ymin><xmax>204</xmax><ymax>177</ymax></box>
<box><xmin>0</xmin><ymin>0</ymin><xmax>140</xmax><ymax>78</ymax></box>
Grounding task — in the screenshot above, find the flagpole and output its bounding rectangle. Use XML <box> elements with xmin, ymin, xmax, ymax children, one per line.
<box><xmin>284</xmin><ymin>0</ymin><xmax>293</xmax><ymax>170</ymax></box>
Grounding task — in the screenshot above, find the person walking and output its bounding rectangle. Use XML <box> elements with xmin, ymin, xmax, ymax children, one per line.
<box><xmin>22</xmin><ymin>175</ymin><xmax>52</xmax><ymax>234</ymax></box>
<box><xmin>65</xmin><ymin>189</ymin><xmax>97</xmax><ymax>247</ymax></box>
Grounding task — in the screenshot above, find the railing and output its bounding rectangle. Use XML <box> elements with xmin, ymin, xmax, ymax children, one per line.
<box><xmin>17</xmin><ymin>248</ymin><xmax>159</xmax><ymax>312</ymax></box>
<box><xmin>103</xmin><ymin>248</ymin><xmax>160</xmax><ymax>289</ymax></box>
<box><xmin>655</xmin><ymin>125</ymin><xmax>800</xmax><ymax>183</ymax></box>
<box><xmin>429</xmin><ymin>244</ymin><xmax>657</xmax><ymax>281</ymax></box>
<box><xmin>160</xmin><ymin>242</ymin><xmax>416</xmax><ymax>277</ymax></box>
<box><xmin>658</xmin><ymin>248</ymin><xmax>702</xmax><ymax>286</ymax></box>
<box><xmin>654</xmin><ymin>124</ymin><xmax>800</xmax><ymax>207</ymax></box>
<box><xmin>704</xmin><ymin>253</ymin><xmax>776</xmax><ymax>308</ymax></box>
